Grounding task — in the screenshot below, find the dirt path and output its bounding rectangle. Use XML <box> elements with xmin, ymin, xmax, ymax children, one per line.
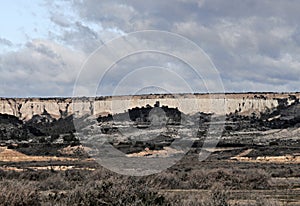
<box><xmin>0</xmin><ymin>147</ymin><xmax>77</xmax><ymax>162</ymax></box>
<box><xmin>231</xmin><ymin>148</ymin><xmax>253</xmax><ymax>158</ymax></box>
<box><xmin>229</xmin><ymin>148</ymin><xmax>300</xmax><ymax>164</ymax></box>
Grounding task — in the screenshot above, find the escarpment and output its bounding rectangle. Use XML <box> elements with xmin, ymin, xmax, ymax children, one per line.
<box><xmin>0</xmin><ymin>93</ymin><xmax>299</xmax><ymax>120</ymax></box>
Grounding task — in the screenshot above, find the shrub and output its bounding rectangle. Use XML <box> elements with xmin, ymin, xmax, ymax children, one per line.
<box><xmin>0</xmin><ymin>180</ymin><xmax>40</xmax><ymax>206</ymax></box>
<box><xmin>38</xmin><ymin>173</ymin><xmax>70</xmax><ymax>191</ymax></box>
<box><xmin>208</xmin><ymin>183</ymin><xmax>230</xmax><ymax>206</ymax></box>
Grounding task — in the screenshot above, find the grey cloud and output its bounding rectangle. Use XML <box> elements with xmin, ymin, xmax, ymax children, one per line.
<box><xmin>26</xmin><ymin>41</ymin><xmax>60</xmax><ymax>59</ymax></box>
<box><xmin>59</xmin><ymin>22</ymin><xmax>102</xmax><ymax>53</ymax></box>
<box><xmin>196</xmin><ymin>0</ymin><xmax>300</xmax><ymax>23</ymax></box>
<box><xmin>71</xmin><ymin>0</ymin><xmax>203</xmax><ymax>31</ymax></box>
<box><xmin>75</xmin><ymin>22</ymin><xmax>98</xmax><ymax>40</ymax></box>
<box><xmin>2</xmin><ymin>0</ymin><xmax>300</xmax><ymax>97</ymax></box>
<box><xmin>0</xmin><ymin>38</ymin><xmax>13</xmax><ymax>47</ymax></box>
<box><xmin>173</xmin><ymin>15</ymin><xmax>300</xmax><ymax>91</ymax></box>
<box><xmin>72</xmin><ymin>1</ymin><xmax>138</xmax><ymax>31</ymax></box>
<box><xmin>0</xmin><ymin>39</ymin><xmax>85</xmax><ymax>97</ymax></box>
<box><xmin>50</xmin><ymin>15</ymin><xmax>71</xmax><ymax>27</ymax></box>
<box><xmin>49</xmin><ymin>0</ymin><xmax>300</xmax><ymax>92</ymax></box>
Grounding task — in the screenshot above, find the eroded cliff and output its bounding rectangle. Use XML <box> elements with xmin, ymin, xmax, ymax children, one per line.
<box><xmin>0</xmin><ymin>93</ymin><xmax>299</xmax><ymax>120</ymax></box>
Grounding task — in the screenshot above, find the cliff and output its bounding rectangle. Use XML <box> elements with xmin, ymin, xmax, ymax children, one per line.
<box><xmin>0</xmin><ymin>93</ymin><xmax>299</xmax><ymax>120</ymax></box>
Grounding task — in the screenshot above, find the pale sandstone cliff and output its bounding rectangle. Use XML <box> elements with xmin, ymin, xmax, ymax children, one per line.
<box><xmin>0</xmin><ymin>93</ymin><xmax>299</xmax><ymax>120</ymax></box>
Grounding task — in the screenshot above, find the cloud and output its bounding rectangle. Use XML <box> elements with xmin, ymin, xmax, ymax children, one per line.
<box><xmin>0</xmin><ymin>38</ymin><xmax>13</xmax><ymax>47</ymax></box>
<box><xmin>70</xmin><ymin>0</ymin><xmax>203</xmax><ymax>32</ymax></box>
<box><xmin>57</xmin><ymin>21</ymin><xmax>103</xmax><ymax>53</ymax></box>
<box><xmin>1</xmin><ymin>0</ymin><xmax>300</xmax><ymax>97</ymax></box>
<box><xmin>172</xmin><ymin>15</ymin><xmax>300</xmax><ymax>92</ymax></box>
<box><xmin>0</xmin><ymin>39</ymin><xmax>85</xmax><ymax>97</ymax></box>
<box><xmin>62</xmin><ymin>0</ymin><xmax>300</xmax><ymax>91</ymax></box>
<box><xmin>50</xmin><ymin>15</ymin><xmax>71</xmax><ymax>28</ymax></box>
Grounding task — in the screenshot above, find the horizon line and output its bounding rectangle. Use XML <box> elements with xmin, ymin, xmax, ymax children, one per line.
<box><xmin>0</xmin><ymin>91</ymin><xmax>299</xmax><ymax>99</ymax></box>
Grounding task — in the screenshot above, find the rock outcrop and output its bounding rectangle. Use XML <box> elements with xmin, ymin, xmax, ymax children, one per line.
<box><xmin>0</xmin><ymin>93</ymin><xmax>299</xmax><ymax>120</ymax></box>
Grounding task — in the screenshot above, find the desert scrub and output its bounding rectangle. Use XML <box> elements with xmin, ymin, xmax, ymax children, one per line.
<box><xmin>0</xmin><ymin>180</ymin><xmax>40</xmax><ymax>206</ymax></box>
<box><xmin>43</xmin><ymin>178</ymin><xmax>169</xmax><ymax>205</ymax></box>
<box><xmin>184</xmin><ymin>168</ymin><xmax>271</xmax><ymax>190</ymax></box>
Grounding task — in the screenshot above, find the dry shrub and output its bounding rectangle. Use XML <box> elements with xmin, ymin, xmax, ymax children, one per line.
<box><xmin>142</xmin><ymin>168</ymin><xmax>271</xmax><ymax>191</ymax></box>
<box><xmin>87</xmin><ymin>166</ymin><xmax>118</xmax><ymax>181</ymax></box>
<box><xmin>186</xmin><ymin>168</ymin><xmax>271</xmax><ymax>190</ymax></box>
<box><xmin>254</xmin><ymin>197</ymin><xmax>281</xmax><ymax>206</ymax></box>
<box><xmin>208</xmin><ymin>183</ymin><xmax>230</xmax><ymax>206</ymax></box>
<box><xmin>64</xmin><ymin>169</ymin><xmax>89</xmax><ymax>181</ymax></box>
<box><xmin>146</xmin><ymin>171</ymin><xmax>182</xmax><ymax>189</ymax></box>
<box><xmin>38</xmin><ymin>173</ymin><xmax>70</xmax><ymax>191</ymax></box>
<box><xmin>187</xmin><ymin>169</ymin><xmax>214</xmax><ymax>189</ymax></box>
<box><xmin>167</xmin><ymin>193</ymin><xmax>207</xmax><ymax>206</ymax></box>
<box><xmin>0</xmin><ymin>167</ymin><xmax>274</xmax><ymax>205</ymax></box>
<box><xmin>244</xmin><ymin>169</ymin><xmax>270</xmax><ymax>189</ymax></box>
<box><xmin>18</xmin><ymin>170</ymin><xmax>54</xmax><ymax>181</ymax></box>
<box><xmin>0</xmin><ymin>180</ymin><xmax>40</xmax><ymax>206</ymax></box>
<box><xmin>167</xmin><ymin>183</ymin><xmax>230</xmax><ymax>206</ymax></box>
<box><xmin>44</xmin><ymin>178</ymin><xmax>168</xmax><ymax>205</ymax></box>
<box><xmin>176</xmin><ymin>197</ymin><xmax>202</xmax><ymax>206</ymax></box>
<box><xmin>0</xmin><ymin>169</ymin><xmax>169</xmax><ymax>205</ymax></box>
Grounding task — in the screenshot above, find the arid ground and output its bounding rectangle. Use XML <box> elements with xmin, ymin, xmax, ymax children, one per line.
<box><xmin>0</xmin><ymin>95</ymin><xmax>299</xmax><ymax>205</ymax></box>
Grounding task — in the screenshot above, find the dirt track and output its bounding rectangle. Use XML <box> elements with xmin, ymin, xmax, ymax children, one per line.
<box><xmin>0</xmin><ymin>147</ymin><xmax>77</xmax><ymax>162</ymax></box>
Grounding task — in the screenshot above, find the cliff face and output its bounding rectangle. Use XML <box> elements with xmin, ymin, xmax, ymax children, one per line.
<box><xmin>0</xmin><ymin>93</ymin><xmax>299</xmax><ymax>120</ymax></box>
<box><xmin>0</xmin><ymin>98</ymin><xmax>73</xmax><ymax>120</ymax></box>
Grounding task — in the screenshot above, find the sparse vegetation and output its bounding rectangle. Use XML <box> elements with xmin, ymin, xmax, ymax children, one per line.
<box><xmin>0</xmin><ymin>168</ymin><xmax>168</xmax><ymax>205</ymax></box>
<box><xmin>0</xmin><ymin>96</ymin><xmax>299</xmax><ymax>205</ymax></box>
<box><xmin>0</xmin><ymin>165</ymin><xmax>286</xmax><ymax>205</ymax></box>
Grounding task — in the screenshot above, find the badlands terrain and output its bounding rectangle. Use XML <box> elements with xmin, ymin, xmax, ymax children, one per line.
<box><xmin>0</xmin><ymin>93</ymin><xmax>299</xmax><ymax>205</ymax></box>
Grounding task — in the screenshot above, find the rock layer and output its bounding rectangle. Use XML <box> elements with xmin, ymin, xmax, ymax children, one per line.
<box><xmin>0</xmin><ymin>93</ymin><xmax>299</xmax><ymax>120</ymax></box>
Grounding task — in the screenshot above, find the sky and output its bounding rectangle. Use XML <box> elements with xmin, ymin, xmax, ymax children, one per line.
<box><xmin>0</xmin><ymin>0</ymin><xmax>299</xmax><ymax>97</ymax></box>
